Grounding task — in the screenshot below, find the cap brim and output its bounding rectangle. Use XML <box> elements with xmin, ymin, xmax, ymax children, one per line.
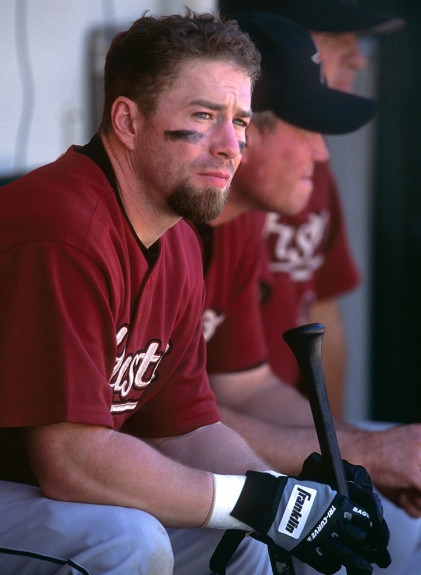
<box><xmin>219</xmin><ymin>1</ymin><xmax>405</xmax><ymax>35</ymax></box>
<box><xmin>358</xmin><ymin>17</ymin><xmax>405</xmax><ymax>36</ymax></box>
<box><xmin>303</xmin><ymin>7</ymin><xmax>405</xmax><ymax>34</ymax></box>
<box><xmin>272</xmin><ymin>89</ymin><xmax>378</xmax><ymax>135</ymax></box>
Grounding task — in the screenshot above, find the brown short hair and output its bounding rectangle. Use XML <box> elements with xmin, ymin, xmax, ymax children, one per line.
<box><xmin>99</xmin><ymin>9</ymin><xmax>261</xmax><ymax>133</ymax></box>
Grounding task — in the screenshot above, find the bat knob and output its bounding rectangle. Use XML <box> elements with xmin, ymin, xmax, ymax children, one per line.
<box><xmin>283</xmin><ymin>323</ymin><xmax>325</xmax><ymax>342</ymax></box>
<box><xmin>282</xmin><ymin>323</ymin><xmax>325</xmax><ymax>368</ymax></box>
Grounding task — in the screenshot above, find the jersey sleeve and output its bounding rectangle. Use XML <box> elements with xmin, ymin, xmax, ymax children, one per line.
<box><xmin>205</xmin><ymin>212</ymin><xmax>268</xmax><ymax>373</ymax></box>
<box><xmin>0</xmin><ymin>241</ymin><xmax>117</xmax><ymax>429</ymax></box>
<box><xmin>312</xmin><ymin>163</ymin><xmax>360</xmax><ymax>300</ymax></box>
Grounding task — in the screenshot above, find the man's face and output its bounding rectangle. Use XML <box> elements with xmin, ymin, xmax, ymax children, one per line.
<box><xmin>233</xmin><ymin>115</ymin><xmax>329</xmax><ymax>216</ymax></box>
<box><xmin>134</xmin><ymin>58</ymin><xmax>251</xmax><ymax>223</ymax></box>
<box><xmin>312</xmin><ymin>31</ymin><xmax>367</xmax><ymax>92</ymax></box>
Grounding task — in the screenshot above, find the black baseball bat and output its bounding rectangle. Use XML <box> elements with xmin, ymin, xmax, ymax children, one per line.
<box><xmin>282</xmin><ymin>323</ymin><xmax>349</xmax><ymax>497</ymax></box>
<box><xmin>210</xmin><ymin>322</ymin><xmax>346</xmax><ymax>575</ymax></box>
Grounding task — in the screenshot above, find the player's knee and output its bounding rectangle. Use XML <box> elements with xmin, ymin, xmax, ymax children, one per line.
<box><xmin>85</xmin><ymin>506</ymin><xmax>174</xmax><ymax>575</ymax></box>
<box><xmin>126</xmin><ymin>510</ymin><xmax>174</xmax><ymax>575</ymax></box>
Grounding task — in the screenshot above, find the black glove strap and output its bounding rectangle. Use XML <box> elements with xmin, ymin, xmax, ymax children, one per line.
<box><xmin>231</xmin><ymin>471</ymin><xmax>288</xmax><ymax>533</ymax></box>
<box><xmin>210</xmin><ymin>530</ymin><xmax>246</xmax><ymax>575</ymax></box>
<box><xmin>267</xmin><ymin>542</ymin><xmax>296</xmax><ymax>575</ymax></box>
<box><xmin>209</xmin><ymin>530</ymin><xmax>296</xmax><ymax>575</ymax></box>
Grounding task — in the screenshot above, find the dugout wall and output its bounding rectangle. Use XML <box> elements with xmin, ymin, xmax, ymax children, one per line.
<box><xmin>367</xmin><ymin>0</ymin><xmax>421</xmax><ymax>422</ymax></box>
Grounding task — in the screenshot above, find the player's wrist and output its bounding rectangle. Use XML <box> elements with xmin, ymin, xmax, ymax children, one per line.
<box><xmin>204</xmin><ymin>470</ymin><xmax>285</xmax><ymax>531</ymax></box>
<box><xmin>231</xmin><ymin>470</ymin><xmax>288</xmax><ymax>535</ymax></box>
<box><xmin>204</xmin><ymin>474</ymin><xmax>250</xmax><ymax>530</ymax></box>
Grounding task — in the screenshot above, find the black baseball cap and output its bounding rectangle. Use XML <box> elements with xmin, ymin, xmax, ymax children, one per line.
<box><xmin>232</xmin><ymin>11</ymin><xmax>377</xmax><ymax>135</ymax></box>
<box><xmin>220</xmin><ymin>0</ymin><xmax>405</xmax><ymax>34</ymax></box>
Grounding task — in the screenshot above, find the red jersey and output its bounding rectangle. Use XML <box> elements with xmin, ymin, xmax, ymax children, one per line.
<box><xmin>0</xmin><ymin>136</ymin><xmax>219</xmax><ymax>484</ymax></box>
<box><xmin>194</xmin><ymin>211</ymin><xmax>268</xmax><ymax>374</ymax></box>
<box><xmin>261</xmin><ymin>161</ymin><xmax>360</xmax><ymax>384</ymax></box>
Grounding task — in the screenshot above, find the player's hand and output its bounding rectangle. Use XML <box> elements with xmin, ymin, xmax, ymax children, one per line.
<box><xmin>352</xmin><ymin>423</ymin><xmax>421</xmax><ymax>501</ymax></box>
<box><xmin>396</xmin><ymin>487</ymin><xmax>421</xmax><ymax>518</ymax></box>
<box><xmin>230</xmin><ymin>454</ymin><xmax>391</xmax><ymax>575</ymax></box>
<box><xmin>299</xmin><ymin>452</ymin><xmax>391</xmax><ymax>569</ymax></box>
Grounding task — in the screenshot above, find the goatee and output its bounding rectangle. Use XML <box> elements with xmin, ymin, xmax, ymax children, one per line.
<box><xmin>167</xmin><ymin>183</ymin><xmax>229</xmax><ymax>224</ymax></box>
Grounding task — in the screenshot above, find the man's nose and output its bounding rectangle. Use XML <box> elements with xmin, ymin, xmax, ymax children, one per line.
<box><xmin>311</xmin><ymin>133</ymin><xmax>330</xmax><ymax>163</ymax></box>
<box><xmin>210</xmin><ymin>121</ymin><xmax>244</xmax><ymax>159</ymax></box>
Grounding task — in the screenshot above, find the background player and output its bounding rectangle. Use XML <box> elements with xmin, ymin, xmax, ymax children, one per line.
<box><xmin>219</xmin><ymin>0</ymin><xmax>405</xmax><ymax>418</ymax></box>
<box><xmin>198</xmin><ymin>8</ymin><xmax>421</xmax><ymax>574</ymax></box>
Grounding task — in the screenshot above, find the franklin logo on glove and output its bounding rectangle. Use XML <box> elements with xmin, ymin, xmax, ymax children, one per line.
<box><xmin>278</xmin><ymin>485</ymin><xmax>317</xmax><ymax>538</ymax></box>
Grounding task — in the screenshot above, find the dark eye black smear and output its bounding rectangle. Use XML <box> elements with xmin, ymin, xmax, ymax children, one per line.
<box><xmin>164</xmin><ymin>130</ymin><xmax>204</xmax><ymax>144</ymax></box>
<box><xmin>165</xmin><ymin>130</ymin><xmax>245</xmax><ymax>155</ymax></box>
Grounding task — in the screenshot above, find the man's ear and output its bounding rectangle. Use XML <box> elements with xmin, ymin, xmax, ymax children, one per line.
<box><xmin>110</xmin><ymin>97</ymin><xmax>141</xmax><ymax>151</ymax></box>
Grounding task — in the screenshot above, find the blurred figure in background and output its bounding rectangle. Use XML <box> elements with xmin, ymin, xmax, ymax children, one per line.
<box><xmin>219</xmin><ymin>0</ymin><xmax>404</xmax><ymax>418</ymax></box>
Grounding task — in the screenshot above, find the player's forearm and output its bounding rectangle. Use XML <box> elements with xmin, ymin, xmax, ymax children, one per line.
<box><xmin>23</xmin><ymin>422</ymin><xmax>214</xmax><ymax>527</ymax></box>
<box><xmin>335</xmin><ymin>423</ymin><xmax>421</xmax><ymax>492</ymax></box>
<box><xmin>336</xmin><ymin>423</ymin><xmax>421</xmax><ymax>517</ymax></box>
<box><xmin>150</xmin><ymin>421</ymin><xmax>270</xmax><ymax>474</ymax></box>
<box><xmin>218</xmin><ymin>404</ymin><xmax>416</xmax><ymax>497</ymax></box>
<box><xmin>217</xmin><ymin>405</ymin><xmax>384</xmax><ymax>483</ymax></box>
<box><xmin>210</xmin><ymin>364</ymin><xmax>316</xmax><ymax>428</ymax></box>
<box><xmin>218</xmin><ymin>405</ymin><xmax>320</xmax><ymax>475</ymax></box>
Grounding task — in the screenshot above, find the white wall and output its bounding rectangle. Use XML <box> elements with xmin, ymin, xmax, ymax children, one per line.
<box><xmin>327</xmin><ymin>37</ymin><xmax>379</xmax><ymax>421</ymax></box>
<box><xmin>0</xmin><ymin>0</ymin><xmax>216</xmax><ymax>176</ymax></box>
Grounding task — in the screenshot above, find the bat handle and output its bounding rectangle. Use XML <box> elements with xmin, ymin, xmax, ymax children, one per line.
<box><xmin>283</xmin><ymin>323</ymin><xmax>349</xmax><ymax>497</ymax></box>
